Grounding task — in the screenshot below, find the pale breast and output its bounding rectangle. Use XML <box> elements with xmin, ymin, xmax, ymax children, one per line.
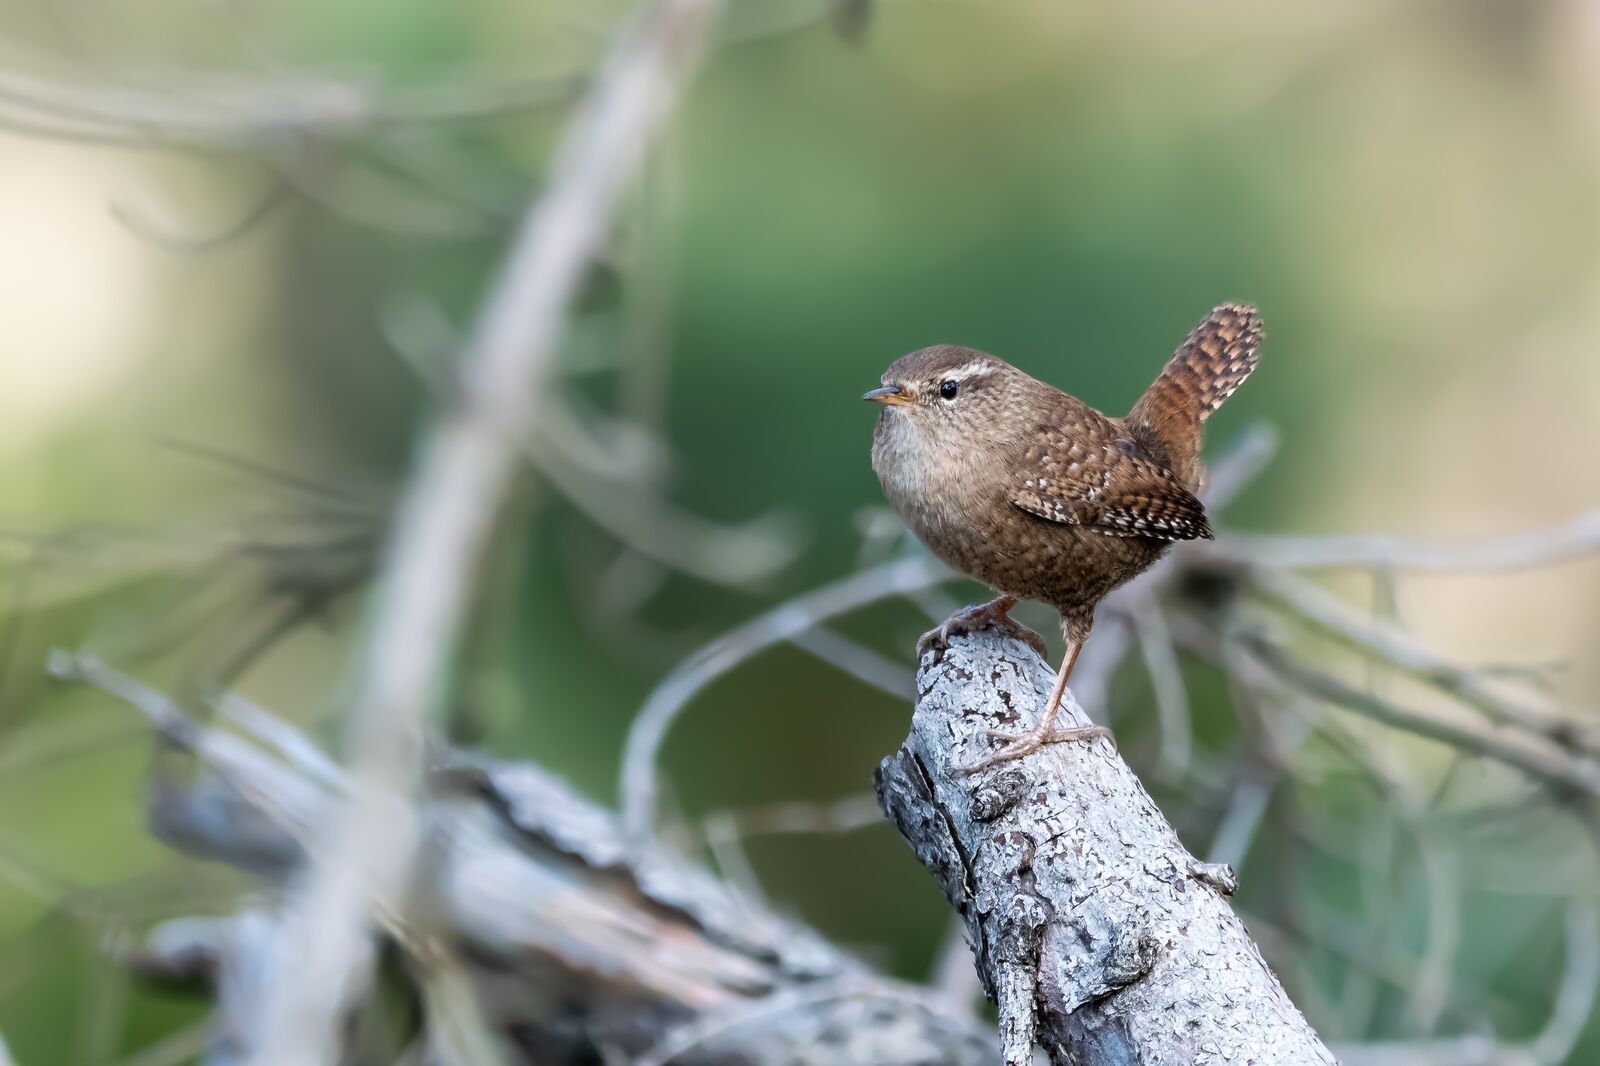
<box><xmin>872</xmin><ymin>410</ymin><xmax>1001</xmax><ymax>560</ymax></box>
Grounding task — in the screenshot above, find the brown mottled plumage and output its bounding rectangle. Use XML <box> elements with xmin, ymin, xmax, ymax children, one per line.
<box><xmin>866</xmin><ymin>303</ymin><xmax>1263</xmax><ymax>770</ymax></box>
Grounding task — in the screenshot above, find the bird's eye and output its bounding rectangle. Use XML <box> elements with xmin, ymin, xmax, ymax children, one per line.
<box><xmin>938</xmin><ymin>380</ymin><xmax>959</xmax><ymax>400</ymax></box>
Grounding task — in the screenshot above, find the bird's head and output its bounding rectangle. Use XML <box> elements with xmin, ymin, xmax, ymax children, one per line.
<box><xmin>864</xmin><ymin>345</ymin><xmax>1028</xmax><ymax>454</ymax></box>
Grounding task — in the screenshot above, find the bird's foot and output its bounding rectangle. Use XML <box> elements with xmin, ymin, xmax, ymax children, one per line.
<box><xmin>917</xmin><ymin>596</ymin><xmax>1049</xmax><ymax>661</ymax></box>
<box><xmin>959</xmin><ymin>723</ymin><xmax>1115</xmax><ymax>775</ymax></box>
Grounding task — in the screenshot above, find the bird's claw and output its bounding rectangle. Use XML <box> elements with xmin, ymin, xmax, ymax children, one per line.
<box><xmin>959</xmin><ymin>723</ymin><xmax>1114</xmax><ymax>775</ymax></box>
<box><xmin>917</xmin><ymin>597</ymin><xmax>1048</xmax><ymax>661</ymax></box>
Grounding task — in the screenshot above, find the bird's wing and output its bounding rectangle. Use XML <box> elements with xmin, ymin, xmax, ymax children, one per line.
<box><xmin>1011</xmin><ymin>428</ymin><xmax>1213</xmax><ymax>542</ymax></box>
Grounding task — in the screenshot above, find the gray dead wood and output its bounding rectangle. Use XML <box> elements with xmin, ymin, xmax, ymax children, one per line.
<box><xmin>59</xmin><ymin>654</ymin><xmax>992</xmax><ymax>1066</ymax></box>
<box><xmin>876</xmin><ymin>627</ymin><xmax>1339</xmax><ymax>1066</ymax></box>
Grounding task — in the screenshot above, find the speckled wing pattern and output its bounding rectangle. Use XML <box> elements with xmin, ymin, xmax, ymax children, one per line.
<box><xmin>1011</xmin><ymin>426</ymin><xmax>1213</xmax><ymax>542</ymax></box>
<box><xmin>1125</xmin><ymin>303</ymin><xmax>1263</xmax><ymax>470</ymax></box>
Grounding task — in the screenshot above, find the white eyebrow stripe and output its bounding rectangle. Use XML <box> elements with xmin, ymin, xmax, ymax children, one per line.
<box><xmin>939</xmin><ymin>361</ymin><xmax>993</xmax><ymax>382</ymax></box>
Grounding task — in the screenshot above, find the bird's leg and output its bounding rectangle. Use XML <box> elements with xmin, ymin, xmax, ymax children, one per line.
<box><xmin>960</xmin><ymin>626</ymin><xmax>1113</xmax><ymax>774</ymax></box>
<box><xmin>917</xmin><ymin>595</ymin><xmax>1049</xmax><ymax>660</ymax></box>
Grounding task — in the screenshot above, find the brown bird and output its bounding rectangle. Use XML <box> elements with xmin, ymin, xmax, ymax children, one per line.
<box><xmin>866</xmin><ymin>303</ymin><xmax>1263</xmax><ymax>771</ymax></box>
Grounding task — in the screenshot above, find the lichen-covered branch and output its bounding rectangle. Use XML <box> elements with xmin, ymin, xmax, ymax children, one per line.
<box><xmin>876</xmin><ymin>627</ymin><xmax>1338</xmax><ymax>1066</ymax></box>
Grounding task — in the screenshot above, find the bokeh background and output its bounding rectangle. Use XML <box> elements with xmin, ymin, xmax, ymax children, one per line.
<box><xmin>2</xmin><ymin>0</ymin><xmax>1599</xmax><ymax>1062</ymax></box>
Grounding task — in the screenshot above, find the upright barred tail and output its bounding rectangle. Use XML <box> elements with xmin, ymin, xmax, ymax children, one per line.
<box><xmin>1126</xmin><ymin>303</ymin><xmax>1263</xmax><ymax>488</ymax></box>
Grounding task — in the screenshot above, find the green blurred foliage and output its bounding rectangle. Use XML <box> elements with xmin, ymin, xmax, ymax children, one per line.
<box><xmin>1</xmin><ymin>0</ymin><xmax>1598</xmax><ymax>1062</ymax></box>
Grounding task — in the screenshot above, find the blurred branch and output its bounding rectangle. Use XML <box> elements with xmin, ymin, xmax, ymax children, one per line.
<box><xmin>0</xmin><ymin>0</ymin><xmax>859</xmax><ymax>150</ymax></box>
<box><xmin>1238</xmin><ymin>634</ymin><xmax>1600</xmax><ymax>799</ymax></box>
<box><xmin>1208</xmin><ymin>509</ymin><xmax>1600</xmax><ymax>572</ymax></box>
<box><xmin>531</xmin><ymin>435</ymin><xmax>802</xmax><ymax>586</ymax></box>
<box><xmin>1406</xmin><ymin>838</ymin><xmax>1460</xmax><ymax>1036</ymax></box>
<box><xmin>1245</xmin><ymin>566</ymin><xmax>1597</xmax><ymax>749</ymax></box>
<box><xmin>694</xmin><ymin>793</ymin><xmax>886</xmax><ymax>906</ymax></box>
<box><xmin>246</xmin><ymin>2</ymin><xmax>724</xmax><ymax>1063</ymax></box>
<box><xmin>0</xmin><ymin>64</ymin><xmax>579</xmax><ymax>149</ymax></box>
<box><xmin>621</xmin><ymin>553</ymin><xmax>947</xmax><ymax>841</ymax></box>
<box><xmin>108</xmin><ymin>176</ymin><xmax>292</xmax><ymax>254</ymax></box>
<box><xmin>788</xmin><ymin>627</ymin><xmax>913</xmax><ymax>700</ymax></box>
<box><xmin>67</xmin><ymin>654</ymin><xmax>993</xmax><ymax>1065</ymax></box>
<box><xmin>1133</xmin><ymin>600</ymin><xmax>1193</xmax><ymax>782</ymax></box>
<box><xmin>1336</xmin><ymin>902</ymin><xmax>1600</xmax><ymax>1066</ymax></box>
<box><xmin>47</xmin><ymin>651</ymin><xmax>322</xmax><ymax>864</ymax></box>
<box><xmin>698</xmin><ymin>794</ymin><xmax>885</xmax><ymax>851</ymax></box>
<box><xmin>413</xmin><ymin>945</ymin><xmax>514</xmax><ymax>1066</ymax></box>
<box><xmin>383</xmin><ymin>292</ymin><xmax>802</xmax><ymax>587</ymax></box>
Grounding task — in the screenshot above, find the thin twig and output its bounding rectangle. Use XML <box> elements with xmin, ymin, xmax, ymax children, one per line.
<box><xmin>1133</xmin><ymin>600</ymin><xmax>1193</xmax><ymax>781</ymax></box>
<box><xmin>0</xmin><ymin>65</ymin><xmax>579</xmax><ymax>149</ymax></box>
<box><xmin>1406</xmin><ymin>839</ymin><xmax>1460</xmax><ymax>1036</ymax></box>
<box><xmin>1208</xmin><ymin>509</ymin><xmax>1600</xmax><ymax>572</ymax></box>
<box><xmin>1241</xmin><ymin>635</ymin><xmax>1600</xmax><ymax>799</ymax></box>
<box><xmin>620</xmin><ymin>554</ymin><xmax>946</xmax><ymax>842</ymax></box>
<box><xmin>0</xmin><ymin>0</ymin><xmax>847</xmax><ymax>150</ymax></box>
<box><xmin>415</xmin><ymin>944</ymin><xmax>514</xmax><ymax>1066</ymax></box>
<box><xmin>381</xmin><ymin>291</ymin><xmax>800</xmax><ymax>587</ymax></box>
<box><xmin>108</xmin><ymin>177</ymin><xmax>291</xmax><ymax>254</ymax></box>
<box><xmin>698</xmin><ymin>794</ymin><xmax>885</xmax><ymax>849</ymax></box>
<box><xmin>532</xmin><ymin>436</ymin><xmax>801</xmax><ymax>585</ymax></box>
<box><xmin>696</xmin><ymin>793</ymin><xmax>886</xmax><ymax>909</ymax></box>
<box><xmin>1246</xmin><ymin>566</ymin><xmax>1596</xmax><ymax>748</ymax></box>
<box><xmin>242</xmin><ymin>4</ymin><xmax>723</xmax><ymax>1064</ymax></box>
<box><xmin>47</xmin><ymin>651</ymin><xmax>326</xmax><ymax>842</ymax></box>
<box><xmin>1529</xmin><ymin>902</ymin><xmax>1600</xmax><ymax>1066</ymax></box>
<box><xmin>1336</xmin><ymin>901</ymin><xmax>1600</xmax><ymax>1066</ymax></box>
<box><xmin>209</xmin><ymin>690</ymin><xmax>345</xmax><ymax>791</ymax></box>
<box><xmin>1205</xmin><ymin>688</ymin><xmax>1313</xmax><ymax>870</ymax></box>
<box><xmin>788</xmin><ymin>628</ymin><xmax>915</xmax><ymax>701</ymax></box>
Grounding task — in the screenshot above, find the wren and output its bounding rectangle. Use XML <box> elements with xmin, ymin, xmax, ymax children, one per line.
<box><xmin>866</xmin><ymin>303</ymin><xmax>1263</xmax><ymax>771</ymax></box>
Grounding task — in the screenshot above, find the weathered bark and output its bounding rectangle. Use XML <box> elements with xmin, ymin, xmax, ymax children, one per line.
<box><xmin>62</xmin><ymin>654</ymin><xmax>993</xmax><ymax>1066</ymax></box>
<box><xmin>876</xmin><ymin>627</ymin><xmax>1338</xmax><ymax>1066</ymax></box>
<box><xmin>142</xmin><ymin>759</ymin><xmax>998</xmax><ymax>1066</ymax></box>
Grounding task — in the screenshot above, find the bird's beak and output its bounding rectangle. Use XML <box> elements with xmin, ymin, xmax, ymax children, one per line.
<box><xmin>862</xmin><ymin>384</ymin><xmax>910</xmax><ymax>406</ymax></box>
